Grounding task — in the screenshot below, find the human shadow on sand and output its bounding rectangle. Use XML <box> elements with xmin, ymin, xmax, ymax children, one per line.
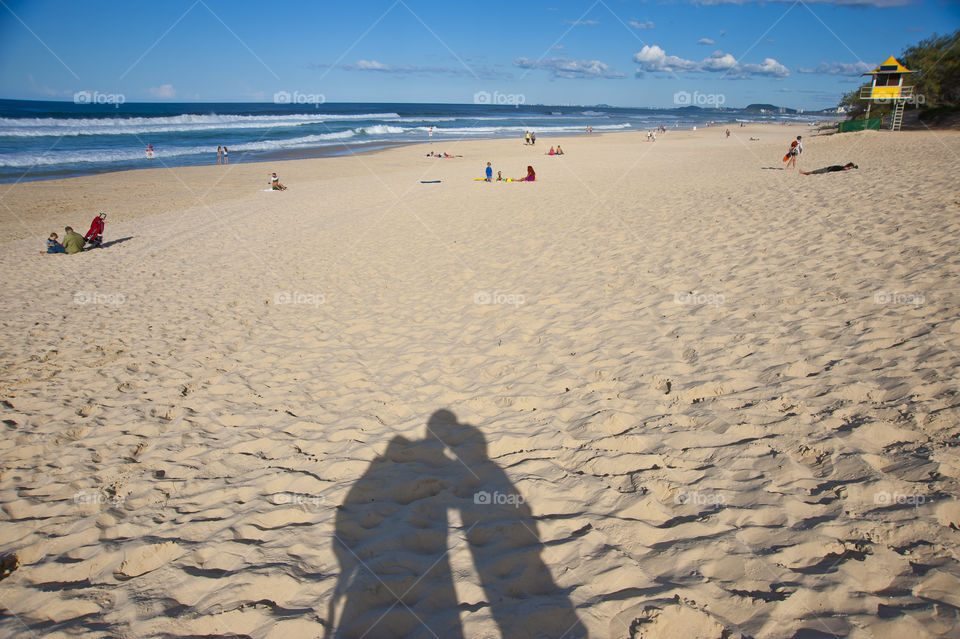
<box><xmin>327</xmin><ymin>409</ymin><xmax>586</xmax><ymax>639</ymax></box>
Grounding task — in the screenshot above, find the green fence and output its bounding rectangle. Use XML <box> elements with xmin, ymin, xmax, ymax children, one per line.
<box><xmin>838</xmin><ymin>117</ymin><xmax>882</xmax><ymax>133</ymax></box>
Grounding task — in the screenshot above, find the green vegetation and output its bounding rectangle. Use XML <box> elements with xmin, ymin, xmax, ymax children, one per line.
<box><xmin>839</xmin><ymin>29</ymin><xmax>959</xmax><ymax>120</ymax></box>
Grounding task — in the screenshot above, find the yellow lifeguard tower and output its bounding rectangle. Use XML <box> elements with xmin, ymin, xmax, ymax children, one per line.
<box><xmin>860</xmin><ymin>56</ymin><xmax>916</xmax><ymax>131</ymax></box>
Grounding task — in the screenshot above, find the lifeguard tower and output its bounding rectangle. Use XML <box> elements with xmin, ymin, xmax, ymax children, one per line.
<box><xmin>860</xmin><ymin>56</ymin><xmax>916</xmax><ymax>131</ymax></box>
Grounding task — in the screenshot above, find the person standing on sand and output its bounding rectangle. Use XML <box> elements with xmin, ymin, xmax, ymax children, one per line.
<box><xmin>525</xmin><ymin>131</ymin><xmax>531</xmax><ymax>145</ymax></box>
<box><xmin>217</xmin><ymin>146</ymin><xmax>223</xmax><ymax>165</ymax></box>
<box><xmin>222</xmin><ymin>146</ymin><xmax>229</xmax><ymax>165</ymax></box>
<box><xmin>485</xmin><ymin>162</ymin><xmax>493</xmax><ymax>181</ymax></box>
<box><xmin>530</xmin><ymin>131</ymin><xmax>536</xmax><ymax>146</ymax></box>
<box><xmin>785</xmin><ymin>135</ymin><xmax>802</xmax><ymax>169</ymax></box>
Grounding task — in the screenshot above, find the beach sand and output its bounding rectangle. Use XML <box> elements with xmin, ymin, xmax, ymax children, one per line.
<box><xmin>1</xmin><ymin>124</ymin><xmax>960</xmax><ymax>638</ymax></box>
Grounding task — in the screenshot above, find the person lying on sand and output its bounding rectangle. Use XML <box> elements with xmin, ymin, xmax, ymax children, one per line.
<box><xmin>800</xmin><ymin>162</ymin><xmax>858</xmax><ymax>175</ymax></box>
<box><xmin>516</xmin><ymin>166</ymin><xmax>536</xmax><ymax>181</ymax></box>
<box><xmin>270</xmin><ymin>173</ymin><xmax>287</xmax><ymax>190</ymax></box>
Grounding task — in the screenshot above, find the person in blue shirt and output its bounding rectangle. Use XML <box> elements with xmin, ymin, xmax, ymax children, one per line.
<box><xmin>485</xmin><ymin>161</ymin><xmax>493</xmax><ymax>182</ymax></box>
<box><xmin>45</xmin><ymin>232</ymin><xmax>66</xmax><ymax>254</ymax></box>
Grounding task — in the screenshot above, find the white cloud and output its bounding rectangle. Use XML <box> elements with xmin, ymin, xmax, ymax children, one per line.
<box><xmin>796</xmin><ymin>61</ymin><xmax>874</xmax><ymax>76</ymax></box>
<box><xmin>741</xmin><ymin>58</ymin><xmax>791</xmax><ymax>77</ymax></box>
<box><xmin>633</xmin><ymin>46</ymin><xmax>790</xmax><ymax>78</ymax></box>
<box><xmin>697</xmin><ymin>38</ymin><xmax>716</xmax><ymax>45</ymax></box>
<box><xmin>701</xmin><ymin>51</ymin><xmax>738</xmax><ymax>71</ymax></box>
<box><xmin>629</xmin><ymin>20</ymin><xmax>655</xmax><ymax>29</ymax></box>
<box><xmin>148</xmin><ymin>84</ymin><xmax>176</xmax><ymax>99</ymax></box>
<box><xmin>632</xmin><ymin>45</ymin><xmax>699</xmax><ymax>72</ymax></box>
<box><xmin>514</xmin><ymin>57</ymin><xmax>626</xmax><ymax>79</ymax></box>
<box><xmin>311</xmin><ymin>60</ymin><xmax>508</xmax><ymax>79</ymax></box>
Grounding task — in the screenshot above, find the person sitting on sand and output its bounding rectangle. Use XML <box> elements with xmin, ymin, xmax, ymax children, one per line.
<box><xmin>556</xmin><ymin>145</ymin><xmax>564</xmax><ymax>155</ymax></box>
<box><xmin>62</xmin><ymin>226</ymin><xmax>85</xmax><ymax>254</ymax></box>
<box><xmin>270</xmin><ymin>172</ymin><xmax>287</xmax><ymax>191</ymax></box>
<box><xmin>45</xmin><ymin>232</ymin><xmax>66</xmax><ymax>254</ymax></box>
<box><xmin>496</xmin><ymin>171</ymin><xmax>503</xmax><ymax>181</ymax></box>
<box><xmin>800</xmin><ymin>162</ymin><xmax>858</xmax><ymax>176</ymax></box>
<box><xmin>547</xmin><ymin>146</ymin><xmax>555</xmax><ymax>155</ymax></box>
<box><xmin>517</xmin><ymin>166</ymin><xmax>536</xmax><ymax>182</ymax></box>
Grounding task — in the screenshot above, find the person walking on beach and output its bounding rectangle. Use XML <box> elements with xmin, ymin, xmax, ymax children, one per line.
<box><xmin>530</xmin><ymin>131</ymin><xmax>536</xmax><ymax>146</ymax></box>
<box><xmin>222</xmin><ymin>146</ymin><xmax>229</xmax><ymax>165</ymax></box>
<box><xmin>784</xmin><ymin>135</ymin><xmax>802</xmax><ymax>169</ymax></box>
<box><xmin>524</xmin><ymin>131</ymin><xmax>531</xmax><ymax>145</ymax></box>
<box><xmin>217</xmin><ymin>146</ymin><xmax>223</xmax><ymax>165</ymax></box>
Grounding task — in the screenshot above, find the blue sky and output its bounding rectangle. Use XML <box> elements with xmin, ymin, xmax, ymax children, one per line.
<box><xmin>1</xmin><ymin>0</ymin><xmax>957</xmax><ymax>109</ymax></box>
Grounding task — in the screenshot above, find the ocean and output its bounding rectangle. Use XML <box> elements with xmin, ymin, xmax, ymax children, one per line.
<box><xmin>0</xmin><ymin>100</ymin><xmax>833</xmax><ymax>182</ymax></box>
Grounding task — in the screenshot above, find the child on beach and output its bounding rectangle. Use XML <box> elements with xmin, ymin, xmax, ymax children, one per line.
<box><xmin>485</xmin><ymin>162</ymin><xmax>493</xmax><ymax>181</ymax></box>
<box><xmin>45</xmin><ymin>232</ymin><xmax>66</xmax><ymax>254</ymax></box>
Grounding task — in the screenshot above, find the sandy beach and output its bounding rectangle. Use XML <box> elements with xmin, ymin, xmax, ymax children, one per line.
<box><xmin>2</xmin><ymin>123</ymin><xmax>960</xmax><ymax>638</ymax></box>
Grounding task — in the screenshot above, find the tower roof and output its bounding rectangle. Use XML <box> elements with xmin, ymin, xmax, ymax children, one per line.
<box><xmin>862</xmin><ymin>56</ymin><xmax>916</xmax><ymax>75</ymax></box>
